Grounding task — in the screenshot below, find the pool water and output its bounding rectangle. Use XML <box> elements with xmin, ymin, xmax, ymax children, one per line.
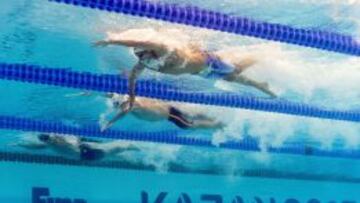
<box><xmin>0</xmin><ymin>0</ymin><xmax>360</xmax><ymax>202</ymax></box>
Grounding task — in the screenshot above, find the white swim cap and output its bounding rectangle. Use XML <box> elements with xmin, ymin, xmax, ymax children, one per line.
<box><xmin>110</xmin><ymin>93</ymin><xmax>129</xmax><ymax>107</ymax></box>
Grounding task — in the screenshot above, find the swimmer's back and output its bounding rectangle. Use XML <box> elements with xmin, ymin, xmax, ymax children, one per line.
<box><xmin>131</xmin><ymin>98</ymin><xmax>170</xmax><ymax>121</ymax></box>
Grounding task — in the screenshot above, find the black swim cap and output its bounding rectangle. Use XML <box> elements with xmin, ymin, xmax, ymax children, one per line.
<box><xmin>80</xmin><ymin>144</ymin><xmax>105</xmax><ymax>161</ymax></box>
<box><xmin>38</xmin><ymin>134</ymin><xmax>50</xmax><ymax>143</ymax></box>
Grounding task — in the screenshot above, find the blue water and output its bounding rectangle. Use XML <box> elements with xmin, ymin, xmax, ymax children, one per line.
<box><xmin>1</xmin><ymin>0</ymin><xmax>360</xmax><ymax>202</ymax></box>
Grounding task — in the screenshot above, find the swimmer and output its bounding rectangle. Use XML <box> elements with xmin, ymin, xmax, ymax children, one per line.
<box><xmin>95</xmin><ymin>28</ymin><xmax>276</xmax><ymax>107</ymax></box>
<box><xmin>15</xmin><ymin>133</ymin><xmax>140</xmax><ymax>161</ymax></box>
<box><xmin>101</xmin><ymin>93</ymin><xmax>224</xmax><ymax>131</ymax></box>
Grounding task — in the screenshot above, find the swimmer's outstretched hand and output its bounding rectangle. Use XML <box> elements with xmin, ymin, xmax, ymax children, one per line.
<box><xmin>65</xmin><ymin>91</ymin><xmax>92</xmax><ymax>98</ymax></box>
<box><xmin>93</xmin><ymin>40</ymin><xmax>111</xmax><ymax>47</ymax></box>
<box><xmin>100</xmin><ymin>122</ymin><xmax>112</xmax><ymax>132</ymax></box>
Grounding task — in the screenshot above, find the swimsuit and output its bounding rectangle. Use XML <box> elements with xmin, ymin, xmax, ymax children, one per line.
<box><xmin>79</xmin><ymin>144</ymin><xmax>105</xmax><ymax>161</ymax></box>
<box><xmin>204</xmin><ymin>53</ymin><xmax>235</xmax><ymax>79</ymax></box>
<box><xmin>168</xmin><ymin>107</ymin><xmax>193</xmax><ymax>129</ymax></box>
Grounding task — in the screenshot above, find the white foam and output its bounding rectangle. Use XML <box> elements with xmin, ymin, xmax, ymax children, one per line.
<box><xmin>98</xmin><ymin>98</ymin><xmax>115</xmax><ymax>130</ymax></box>
<box><xmin>137</xmin><ymin>143</ymin><xmax>182</xmax><ymax>172</ymax></box>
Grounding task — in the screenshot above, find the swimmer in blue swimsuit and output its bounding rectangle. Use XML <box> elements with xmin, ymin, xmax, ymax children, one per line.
<box><xmin>204</xmin><ymin>52</ymin><xmax>276</xmax><ymax>98</ymax></box>
<box><xmin>95</xmin><ymin>29</ymin><xmax>276</xmax><ymax>108</ymax></box>
<box><xmin>101</xmin><ymin>93</ymin><xmax>224</xmax><ymax>131</ymax></box>
<box><xmin>15</xmin><ymin>133</ymin><xmax>140</xmax><ymax>161</ymax></box>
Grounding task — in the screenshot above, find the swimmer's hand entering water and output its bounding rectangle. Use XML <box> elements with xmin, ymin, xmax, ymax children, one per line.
<box><xmin>93</xmin><ymin>40</ymin><xmax>112</xmax><ymax>47</ymax></box>
<box><xmin>101</xmin><ymin>101</ymin><xmax>132</xmax><ymax>132</ymax></box>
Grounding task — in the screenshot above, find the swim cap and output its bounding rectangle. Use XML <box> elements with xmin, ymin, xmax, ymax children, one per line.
<box><xmin>111</xmin><ymin>94</ymin><xmax>129</xmax><ymax>108</ymax></box>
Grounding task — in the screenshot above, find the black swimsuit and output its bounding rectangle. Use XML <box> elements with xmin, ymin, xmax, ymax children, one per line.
<box><xmin>79</xmin><ymin>144</ymin><xmax>105</xmax><ymax>161</ymax></box>
<box><xmin>168</xmin><ymin>107</ymin><xmax>193</xmax><ymax>129</ymax></box>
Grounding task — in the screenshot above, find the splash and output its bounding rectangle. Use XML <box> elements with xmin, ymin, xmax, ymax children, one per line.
<box><xmin>98</xmin><ymin>98</ymin><xmax>115</xmax><ymax>130</ymax></box>
<box><xmin>134</xmin><ymin>142</ymin><xmax>182</xmax><ymax>172</ymax></box>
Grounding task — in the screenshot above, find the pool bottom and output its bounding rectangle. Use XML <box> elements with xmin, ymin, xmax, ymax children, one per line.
<box><xmin>0</xmin><ymin>151</ymin><xmax>360</xmax><ymax>184</ymax></box>
<box><xmin>0</xmin><ymin>157</ymin><xmax>359</xmax><ymax>203</ymax></box>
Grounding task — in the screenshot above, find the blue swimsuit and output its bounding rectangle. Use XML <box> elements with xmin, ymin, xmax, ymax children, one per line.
<box><xmin>204</xmin><ymin>53</ymin><xmax>235</xmax><ymax>79</ymax></box>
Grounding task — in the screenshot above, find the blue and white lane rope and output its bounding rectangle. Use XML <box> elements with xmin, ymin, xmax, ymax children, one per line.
<box><xmin>1</xmin><ymin>115</ymin><xmax>360</xmax><ymax>159</ymax></box>
<box><xmin>1</xmin><ymin>63</ymin><xmax>360</xmax><ymax>123</ymax></box>
<box><xmin>49</xmin><ymin>0</ymin><xmax>360</xmax><ymax>56</ymax></box>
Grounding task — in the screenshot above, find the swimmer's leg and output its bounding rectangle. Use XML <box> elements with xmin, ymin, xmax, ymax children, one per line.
<box><xmin>190</xmin><ymin>116</ymin><xmax>224</xmax><ymax>129</ymax></box>
<box><xmin>168</xmin><ymin>107</ymin><xmax>224</xmax><ymax>129</ymax></box>
<box><xmin>224</xmin><ymin>74</ymin><xmax>277</xmax><ymax>98</ymax></box>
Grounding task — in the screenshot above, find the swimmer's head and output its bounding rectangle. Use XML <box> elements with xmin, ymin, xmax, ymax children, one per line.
<box><xmin>113</xmin><ymin>101</ymin><xmax>121</xmax><ymax>108</ymax></box>
<box><xmin>111</xmin><ymin>94</ymin><xmax>129</xmax><ymax>108</ymax></box>
<box><xmin>38</xmin><ymin>134</ymin><xmax>50</xmax><ymax>143</ymax></box>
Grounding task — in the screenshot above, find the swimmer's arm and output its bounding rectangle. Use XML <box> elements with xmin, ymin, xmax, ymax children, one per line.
<box><xmin>101</xmin><ymin>110</ymin><xmax>130</xmax><ymax>132</ymax></box>
<box><xmin>65</xmin><ymin>91</ymin><xmax>92</xmax><ymax>98</ymax></box>
<box><xmin>94</xmin><ymin>39</ymin><xmax>166</xmax><ymax>51</ymax></box>
<box><xmin>12</xmin><ymin>141</ymin><xmax>47</xmax><ymax>150</ymax></box>
<box><xmin>128</xmin><ymin>63</ymin><xmax>146</xmax><ymax>108</ymax></box>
